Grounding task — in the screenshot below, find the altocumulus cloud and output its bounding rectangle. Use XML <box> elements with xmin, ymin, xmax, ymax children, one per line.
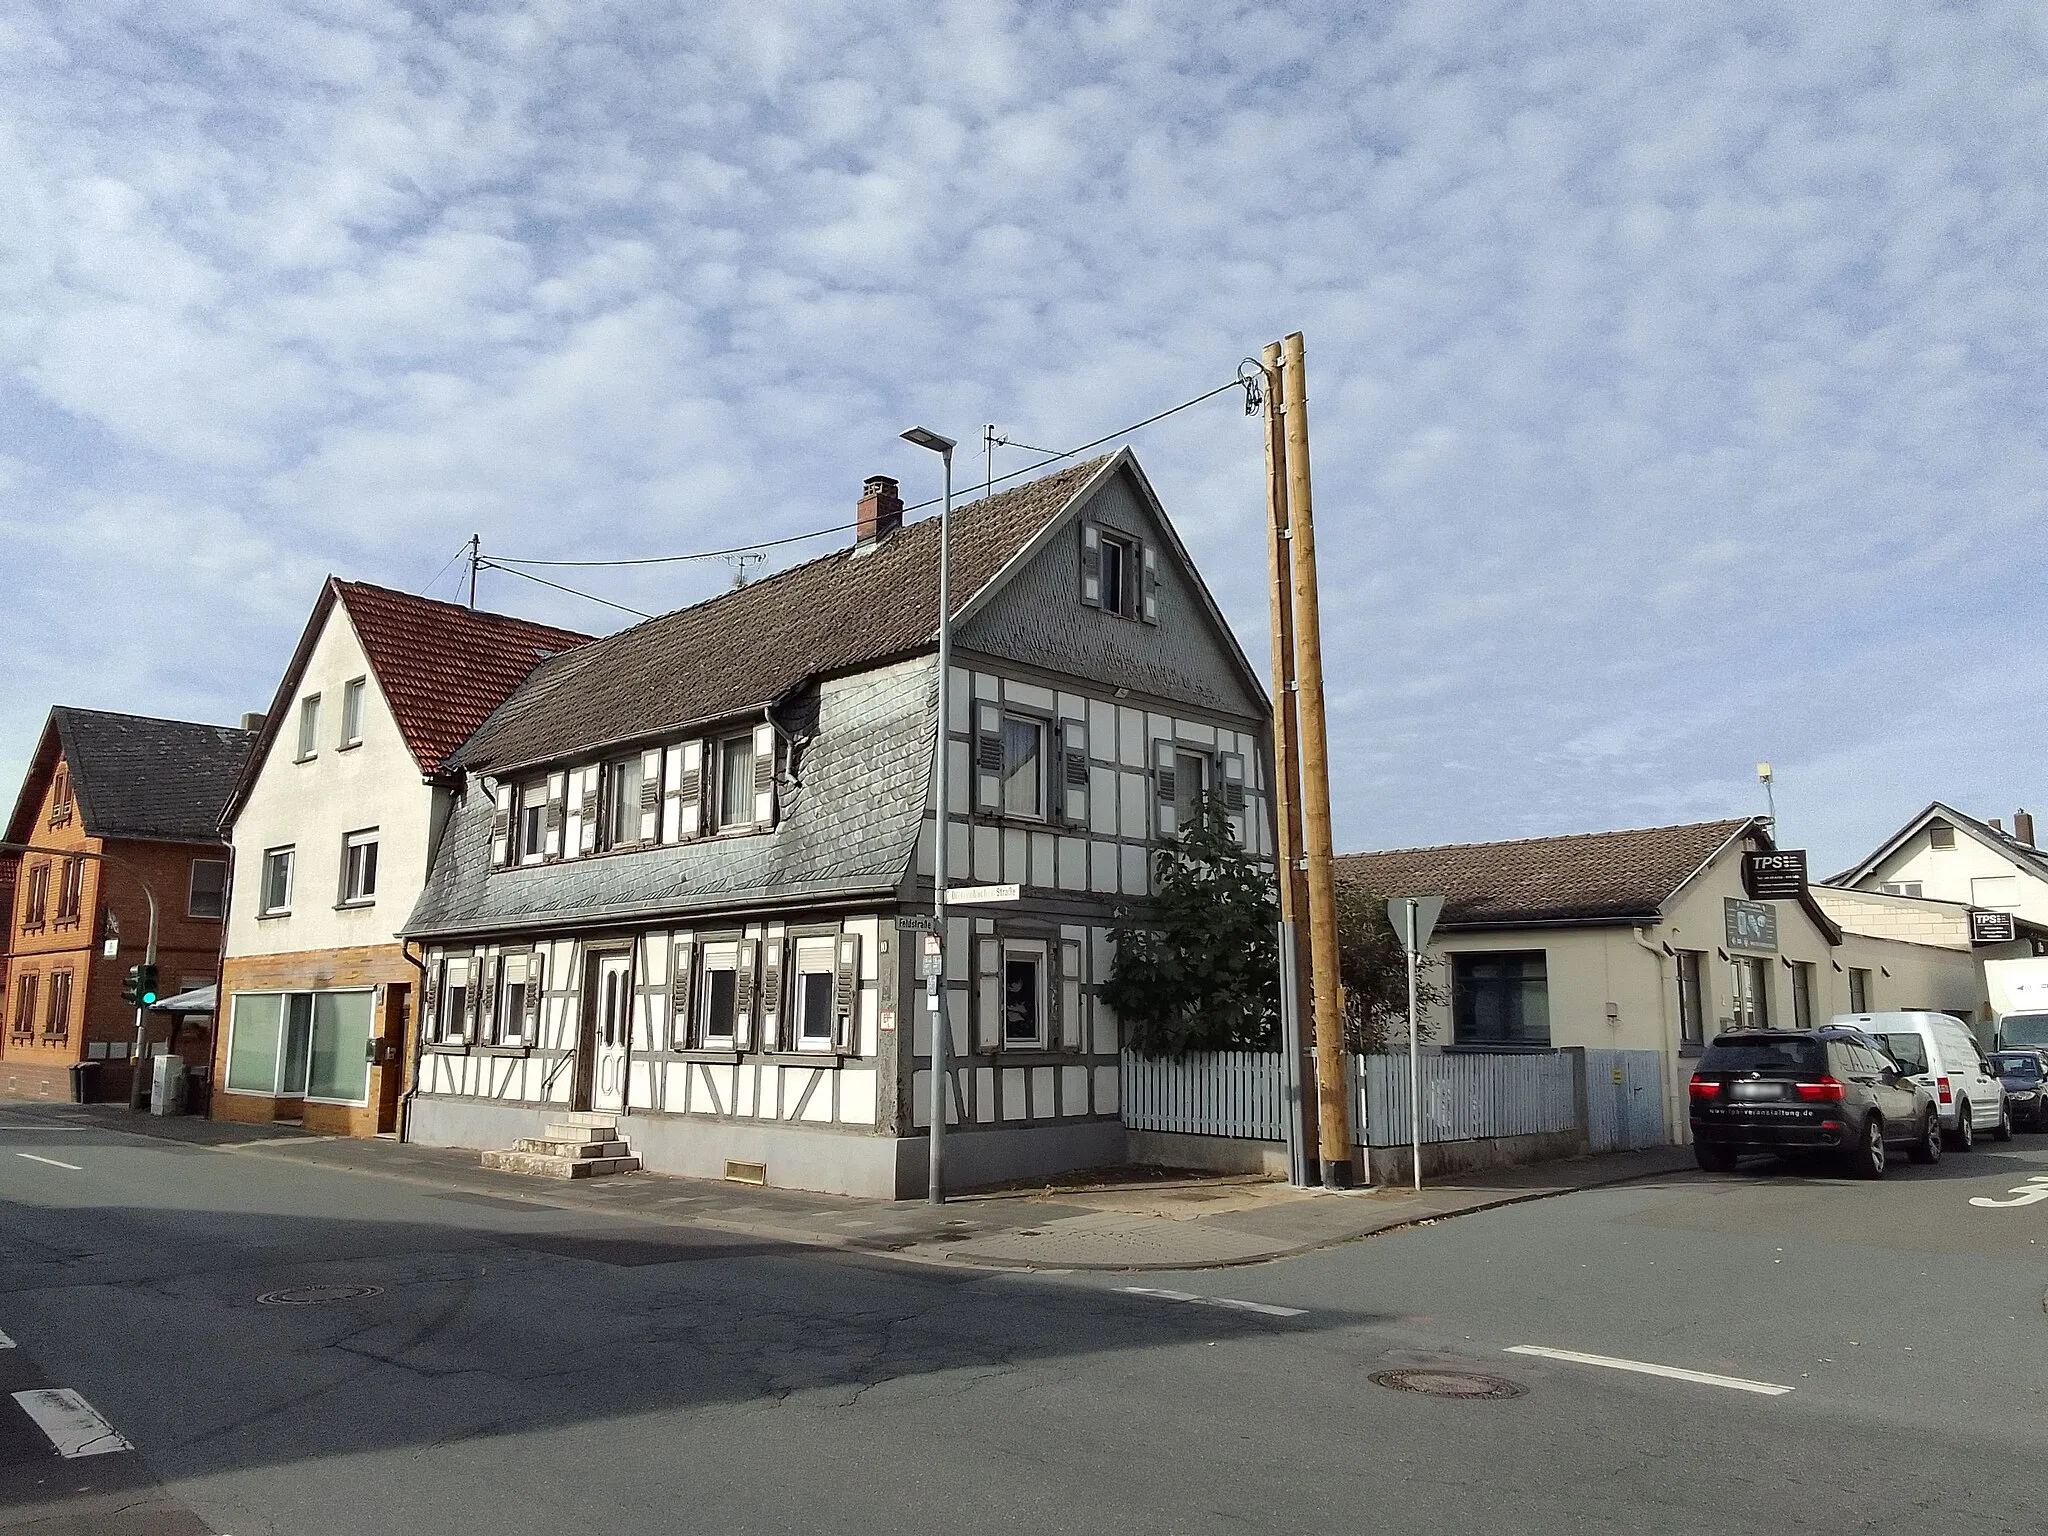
<box><xmin>2</xmin><ymin>1</ymin><xmax>2044</xmax><ymax>867</ymax></box>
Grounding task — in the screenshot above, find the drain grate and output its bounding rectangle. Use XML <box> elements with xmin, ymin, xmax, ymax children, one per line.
<box><xmin>1369</xmin><ymin>1368</ymin><xmax>1525</xmax><ymax>1400</ymax></box>
<box><xmin>257</xmin><ymin>1284</ymin><xmax>384</xmax><ymax>1306</ymax></box>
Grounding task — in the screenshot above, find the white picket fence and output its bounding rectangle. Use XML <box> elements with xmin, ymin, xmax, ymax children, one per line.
<box><xmin>1120</xmin><ymin>1046</ymin><xmax>1650</xmax><ymax>1148</ymax></box>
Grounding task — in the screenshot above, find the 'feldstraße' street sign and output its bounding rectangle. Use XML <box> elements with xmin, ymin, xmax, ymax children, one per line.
<box><xmin>946</xmin><ymin>883</ymin><xmax>1022</xmax><ymax>906</ymax></box>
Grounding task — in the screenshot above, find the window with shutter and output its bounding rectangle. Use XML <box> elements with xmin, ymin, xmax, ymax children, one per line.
<box><xmin>1057</xmin><ymin>718</ymin><xmax>1090</xmax><ymax>829</ymax></box>
<box><xmin>974</xmin><ymin>936</ymin><xmax>1002</xmax><ymax>1053</ymax></box>
<box><xmin>974</xmin><ymin>703</ymin><xmax>1003</xmax><ymax>814</ymax></box>
<box><xmin>1000</xmin><ymin>942</ymin><xmax>1047</xmax><ymax>1049</ymax></box>
<box><xmin>1152</xmin><ymin>740</ymin><xmax>1179</xmax><ymax>840</ymax></box>
<box><xmin>832</xmin><ymin>933</ymin><xmax>861</xmax><ymax>1052</ymax></box>
<box><xmin>1079</xmin><ymin>523</ymin><xmax>1102</xmax><ymax>607</ymax></box>
<box><xmin>1140</xmin><ymin>544</ymin><xmax>1159</xmax><ymax>624</ymax></box>
<box><xmin>715</xmin><ymin>734</ymin><xmax>754</xmax><ymax>831</ymax></box>
<box><xmin>751</xmin><ymin>723</ymin><xmax>777</xmax><ymax>826</ymax></box>
<box><xmin>792</xmin><ymin>938</ymin><xmax>836</xmax><ymax>1052</ymax></box>
<box><xmin>490</xmin><ymin>783</ymin><xmax>513</xmax><ymax>868</ymax></box>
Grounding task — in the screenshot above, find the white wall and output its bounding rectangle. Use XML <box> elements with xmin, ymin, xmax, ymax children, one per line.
<box><xmin>225</xmin><ymin>605</ymin><xmax>440</xmax><ymax>959</ymax></box>
<box><xmin>1863</xmin><ymin>823</ymin><xmax>2048</xmax><ymax>924</ymax></box>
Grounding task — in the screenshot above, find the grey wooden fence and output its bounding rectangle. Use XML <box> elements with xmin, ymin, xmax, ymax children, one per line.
<box><xmin>1581</xmin><ymin>1048</ymin><xmax>1668</xmax><ymax>1151</ymax></box>
<box><xmin>1120</xmin><ymin>1049</ymin><xmax>1290</xmax><ymax>1140</ymax></box>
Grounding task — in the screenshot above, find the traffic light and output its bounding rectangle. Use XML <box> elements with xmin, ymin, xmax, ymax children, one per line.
<box><xmin>122</xmin><ymin>964</ymin><xmax>159</xmax><ymax>1007</ymax></box>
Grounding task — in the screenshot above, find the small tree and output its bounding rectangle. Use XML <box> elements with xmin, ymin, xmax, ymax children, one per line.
<box><xmin>1334</xmin><ymin>880</ymin><xmax>1445</xmax><ymax>1054</ymax></box>
<box><xmin>1101</xmin><ymin>797</ymin><xmax>1279</xmax><ymax>1059</ymax></box>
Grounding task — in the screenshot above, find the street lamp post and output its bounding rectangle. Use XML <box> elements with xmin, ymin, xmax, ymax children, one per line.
<box><xmin>901</xmin><ymin>426</ymin><xmax>956</xmax><ymax>1205</ymax></box>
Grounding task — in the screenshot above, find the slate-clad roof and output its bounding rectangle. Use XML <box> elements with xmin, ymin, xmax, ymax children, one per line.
<box><xmin>7</xmin><ymin>708</ymin><xmax>255</xmax><ymax>846</ymax></box>
<box><xmin>1336</xmin><ymin>819</ymin><xmax>1756</xmax><ymax>929</ymax></box>
<box><xmin>335</xmin><ymin>581</ymin><xmax>591</xmax><ymax>774</ymax></box>
<box><xmin>457</xmin><ymin>456</ymin><xmax>1111</xmax><ymax>774</ymax></box>
<box><xmin>407</xmin><ymin>659</ymin><xmax>934</xmax><ymax>939</ymax></box>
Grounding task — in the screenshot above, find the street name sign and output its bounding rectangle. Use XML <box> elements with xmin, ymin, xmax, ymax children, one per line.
<box><xmin>897</xmin><ymin>914</ymin><xmax>945</xmax><ymax>933</ymax></box>
<box><xmin>946</xmin><ymin>883</ymin><xmax>1022</xmax><ymax>906</ymax></box>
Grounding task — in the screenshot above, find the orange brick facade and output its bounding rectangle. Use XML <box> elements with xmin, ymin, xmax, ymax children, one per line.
<box><xmin>2</xmin><ymin>756</ymin><xmax>229</xmax><ymax>1104</ymax></box>
<box><xmin>214</xmin><ymin>944</ymin><xmax>418</xmax><ymax>1136</ymax></box>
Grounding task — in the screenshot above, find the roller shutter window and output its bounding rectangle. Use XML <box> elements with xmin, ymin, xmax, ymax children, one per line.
<box><xmin>1141</xmin><ymin>543</ymin><xmax>1159</xmax><ymax>624</ymax></box>
<box><xmin>490</xmin><ymin>783</ymin><xmax>513</xmax><ymax>868</ymax></box>
<box><xmin>1058</xmin><ymin>718</ymin><xmax>1090</xmax><ymax>829</ymax></box>
<box><xmin>1079</xmin><ymin>522</ymin><xmax>1103</xmax><ymax>608</ymax></box>
<box><xmin>675</xmin><ymin>741</ymin><xmax>703</xmax><ymax>841</ymax></box>
<box><xmin>545</xmin><ymin>773</ymin><xmax>567</xmax><ymax>860</ymax></box>
<box><xmin>974</xmin><ymin>702</ymin><xmax>1004</xmax><ymax>814</ymax></box>
<box><xmin>669</xmin><ymin>937</ymin><xmax>696</xmax><ymax>1049</ymax></box>
<box><xmin>1059</xmin><ymin>939</ymin><xmax>1084</xmax><ymax>1050</ymax></box>
<box><xmin>832</xmin><ymin>933</ymin><xmax>862</xmax><ymax>1053</ymax></box>
<box><xmin>1152</xmin><ymin>740</ymin><xmax>1179</xmax><ymax>840</ymax></box>
<box><xmin>752</xmin><ymin>723</ymin><xmax>777</xmax><ymax>827</ymax></box>
<box><xmin>974</xmin><ymin>936</ymin><xmax>1003</xmax><ymax>1053</ymax></box>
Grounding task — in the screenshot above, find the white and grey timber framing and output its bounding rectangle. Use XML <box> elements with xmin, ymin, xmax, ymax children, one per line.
<box><xmin>400</xmin><ymin>451</ymin><xmax>1274</xmax><ymax>1198</ymax></box>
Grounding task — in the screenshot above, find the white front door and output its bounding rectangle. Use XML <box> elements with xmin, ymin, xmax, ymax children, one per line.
<box><xmin>590</xmin><ymin>953</ymin><xmax>631</xmax><ymax>1113</ymax></box>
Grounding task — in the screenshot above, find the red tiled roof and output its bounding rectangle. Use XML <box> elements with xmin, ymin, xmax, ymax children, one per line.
<box><xmin>1336</xmin><ymin>819</ymin><xmax>1757</xmax><ymax>928</ymax></box>
<box><xmin>334</xmin><ymin>582</ymin><xmax>592</xmax><ymax>774</ymax></box>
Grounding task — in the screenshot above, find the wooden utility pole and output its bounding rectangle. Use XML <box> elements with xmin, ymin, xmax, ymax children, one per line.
<box><xmin>1260</xmin><ymin>341</ymin><xmax>1319</xmax><ymax>1182</ymax></box>
<box><xmin>1278</xmin><ymin>331</ymin><xmax>1354</xmax><ymax>1187</ymax></box>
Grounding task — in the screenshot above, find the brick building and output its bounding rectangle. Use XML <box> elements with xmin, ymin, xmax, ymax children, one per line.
<box><xmin>2</xmin><ymin>708</ymin><xmax>253</xmax><ymax>1103</ymax></box>
<box><xmin>213</xmin><ymin>580</ymin><xmax>588</xmax><ymax>1136</ymax></box>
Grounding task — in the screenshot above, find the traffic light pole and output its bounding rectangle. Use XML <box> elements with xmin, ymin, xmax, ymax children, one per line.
<box><xmin>0</xmin><ymin>843</ymin><xmax>159</xmax><ymax>1109</ymax></box>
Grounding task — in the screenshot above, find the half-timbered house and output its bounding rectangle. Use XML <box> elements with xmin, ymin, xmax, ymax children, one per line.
<box><xmin>403</xmin><ymin>450</ymin><xmax>1272</xmax><ymax>1196</ymax></box>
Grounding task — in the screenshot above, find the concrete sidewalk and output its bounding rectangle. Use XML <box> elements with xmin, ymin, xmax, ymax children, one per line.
<box><xmin>37</xmin><ymin>1103</ymin><xmax>1695</xmax><ymax>1272</ymax></box>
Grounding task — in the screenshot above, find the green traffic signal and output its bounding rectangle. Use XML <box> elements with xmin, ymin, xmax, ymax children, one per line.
<box><xmin>123</xmin><ymin>964</ymin><xmax>160</xmax><ymax>1007</ymax></box>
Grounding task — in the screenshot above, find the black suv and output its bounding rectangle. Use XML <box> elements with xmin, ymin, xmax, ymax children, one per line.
<box><xmin>1689</xmin><ymin>1028</ymin><xmax>1940</xmax><ymax>1179</ymax></box>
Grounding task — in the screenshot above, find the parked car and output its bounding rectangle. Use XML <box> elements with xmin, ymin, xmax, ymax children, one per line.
<box><xmin>1689</xmin><ymin>1027</ymin><xmax>1941</xmax><ymax>1179</ymax></box>
<box><xmin>1988</xmin><ymin>1050</ymin><xmax>2048</xmax><ymax>1130</ymax></box>
<box><xmin>1834</xmin><ymin>1011</ymin><xmax>2011</xmax><ymax>1147</ymax></box>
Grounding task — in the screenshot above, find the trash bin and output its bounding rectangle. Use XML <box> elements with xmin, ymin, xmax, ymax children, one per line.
<box><xmin>67</xmin><ymin>1061</ymin><xmax>99</xmax><ymax>1104</ymax></box>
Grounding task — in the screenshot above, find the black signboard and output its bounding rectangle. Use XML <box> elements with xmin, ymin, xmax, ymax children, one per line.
<box><xmin>1970</xmin><ymin>909</ymin><xmax>2018</xmax><ymax>945</ymax></box>
<box><xmin>1724</xmin><ymin>897</ymin><xmax>1779</xmax><ymax>953</ymax></box>
<box><xmin>1743</xmin><ymin>850</ymin><xmax>1808</xmax><ymax>902</ymax></box>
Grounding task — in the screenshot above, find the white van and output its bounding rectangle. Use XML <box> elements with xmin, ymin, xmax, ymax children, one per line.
<box><xmin>1833</xmin><ymin>1012</ymin><xmax>2010</xmax><ymax>1148</ymax></box>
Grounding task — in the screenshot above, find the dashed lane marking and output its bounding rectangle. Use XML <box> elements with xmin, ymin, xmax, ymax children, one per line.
<box><xmin>1119</xmin><ymin>1286</ymin><xmax>1307</xmax><ymax>1318</ymax></box>
<box><xmin>1506</xmin><ymin>1345</ymin><xmax>1792</xmax><ymax>1396</ymax></box>
<box><xmin>0</xmin><ymin>1328</ymin><xmax>13</xmax><ymax>1349</ymax></box>
<box><xmin>11</xmin><ymin>1389</ymin><xmax>134</xmax><ymax>1458</ymax></box>
<box><xmin>13</xmin><ymin>1153</ymin><xmax>81</xmax><ymax>1171</ymax></box>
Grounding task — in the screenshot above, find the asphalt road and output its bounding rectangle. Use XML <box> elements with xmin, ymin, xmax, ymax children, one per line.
<box><xmin>1</xmin><ymin>1105</ymin><xmax>2043</xmax><ymax>1535</ymax></box>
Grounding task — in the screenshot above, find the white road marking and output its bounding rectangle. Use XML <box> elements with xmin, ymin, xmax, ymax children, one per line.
<box><xmin>0</xmin><ymin>1328</ymin><xmax>13</xmax><ymax>1349</ymax></box>
<box><xmin>13</xmin><ymin>1153</ymin><xmax>82</xmax><ymax>1171</ymax></box>
<box><xmin>1506</xmin><ymin>1345</ymin><xmax>1792</xmax><ymax>1396</ymax></box>
<box><xmin>1120</xmin><ymin>1286</ymin><xmax>1307</xmax><ymax>1318</ymax></box>
<box><xmin>1969</xmin><ymin>1174</ymin><xmax>2048</xmax><ymax>1209</ymax></box>
<box><xmin>11</xmin><ymin>1389</ymin><xmax>134</xmax><ymax>1458</ymax></box>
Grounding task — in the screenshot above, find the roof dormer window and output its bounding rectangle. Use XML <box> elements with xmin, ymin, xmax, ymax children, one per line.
<box><xmin>1927</xmin><ymin>820</ymin><xmax>1955</xmax><ymax>849</ymax></box>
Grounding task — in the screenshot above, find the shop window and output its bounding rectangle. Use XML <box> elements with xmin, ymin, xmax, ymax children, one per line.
<box><xmin>1451</xmin><ymin>951</ymin><xmax>1550</xmax><ymax>1046</ymax></box>
<box><xmin>225</xmin><ymin>991</ymin><xmax>374</xmax><ymax>1105</ymax></box>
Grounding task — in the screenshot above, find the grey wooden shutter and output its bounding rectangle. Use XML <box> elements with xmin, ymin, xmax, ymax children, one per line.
<box><xmin>461</xmin><ymin>957</ymin><xmax>481</xmax><ymax>1042</ymax></box>
<box><xmin>974</xmin><ymin>702</ymin><xmax>1003</xmax><ymax>814</ymax></box>
<box><xmin>524</xmin><ymin>950</ymin><xmax>545</xmax><ymax>1044</ymax></box>
<box><xmin>669</xmin><ymin>937</ymin><xmax>695</xmax><ymax>1049</ymax></box>
<box><xmin>638</xmin><ymin>748</ymin><xmax>662</xmax><ymax>843</ymax></box>
<box><xmin>1058</xmin><ymin>718</ymin><xmax>1089</xmax><ymax>829</ymax></box>
<box><xmin>1079</xmin><ymin>523</ymin><xmax>1102</xmax><ymax>608</ymax></box>
<box><xmin>477</xmin><ymin>955</ymin><xmax>499</xmax><ymax>1040</ymax></box>
<box><xmin>660</xmin><ymin>746</ymin><xmax>683</xmax><ymax>842</ymax></box>
<box><xmin>1059</xmin><ymin>939</ymin><xmax>1083</xmax><ymax>1050</ymax></box>
<box><xmin>1219</xmin><ymin>752</ymin><xmax>1247</xmax><ymax>842</ymax></box>
<box><xmin>733</xmin><ymin>939</ymin><xmax>758</xmax><ymax>1050</ymax></box>
<box><xmin>578</xmin><ymin>769</ymin><xmax>601</xmax><ymax>854</ymax></box>
<box><xmin>1153</xmin><ymin>740</ymin><xmax>1178</xmax><ymax>840</ymax></box>
<box><xmin>751</xmin><ymin>723</ymin><xmax>777</xmax><ymax>826</ymax></box>
<box><xmin>974</xmin><ymin>936</ymin><xmax>1002</xmax><ymax>1053</ymax></box>
<box><xmin>490</xmin><ymin>783</ymin><xmax>513</xmax><ymax>868</ymax></box>
<box><xmin>676</xmin><ymin>741</ymin><xmax>703</xmax><ymax>840</ymax></box>
<box><xmin>423</xmin><ymin>959</ymin><xmax>443</xmax><ymax>1040</ymax></box>
<box><xmin>1140</xmin><ymin>543</ymin><xmax>1159</xmax><ymax>624</ymax></box>
<box><xmin>832</xmin><ymin>933</ymin><xmax>861</xmax><ymax>1052</ymax></box>
<box><xmin>760</xmin><ymin>939</ymin><xmax>784</xmax><ymax>1051</ymax></box>
<box><xmin>544</xmin><ymin>775</ymin><xmax>566</xmax><ymax>859</ymax></box>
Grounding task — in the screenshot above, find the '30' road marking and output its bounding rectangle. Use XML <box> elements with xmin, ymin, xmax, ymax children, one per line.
<box><xmin>1969</xmin><ymin>1174</ymin><xmax>2048</xmax><ymax>1208</ymax></box>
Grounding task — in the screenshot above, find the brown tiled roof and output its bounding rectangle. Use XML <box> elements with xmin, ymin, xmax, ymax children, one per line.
<box><xmin>1336</xmin><ymin>819</ymin><xmax>1757</xmax><ymax>928</ymax></box>
<box><xmin>458</xmin><ymin>455</ymin><xmax>1113</xmax><ymax>773</ymax></box>
<box><xmin>334</xmin><ymin>582</ymin><xmax>591</xmax><ymax>774</ymax></box>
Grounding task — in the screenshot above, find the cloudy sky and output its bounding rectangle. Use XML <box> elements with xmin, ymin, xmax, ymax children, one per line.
<box><xmin>4</xmin><ymin>0</ymin><xmax>2043</xmax><ymax>870</ymax></box>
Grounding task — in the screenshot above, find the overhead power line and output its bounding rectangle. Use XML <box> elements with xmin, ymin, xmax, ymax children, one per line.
<box><xmin>477</xmin><ymin>559</ymin><xmax>653</xmax><ymax>620</ymax></box>
<box><xmin>487</xmin><ymin>375</ymin><xmax>1253</xmax><ymax>572</ymax></box>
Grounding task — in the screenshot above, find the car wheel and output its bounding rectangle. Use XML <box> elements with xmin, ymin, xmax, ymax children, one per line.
<box><xmin>1847</xmin><ymin>1115</ymin><xmax>1886</xmax><ymax>1180</ymax></box>
<box><xmin>1908</xmin><ymin>1106</ymin><xmax>1942</xmax><ymax>1165</ymax></box>
<box><xmin>1952</xmin><ymin>1103</ymin><xmax>1974</xmax><ymax>1153</ymax></box>
<box><xmin>1694</xmin><ymin>1142</ymin><xmax>1737</xmax><ymax>1173</ymax></box>
<box><xmin>1993</xmin><ymin>1103</ymin><xmax>2013</xmax><ymax>1142</ymax></box>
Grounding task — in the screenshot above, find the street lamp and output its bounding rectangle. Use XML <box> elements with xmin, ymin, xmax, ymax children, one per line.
<box><xmin>901</xmin><ymin>425</ymin><xmax>955</xmax><ymax>1205</ymax></box>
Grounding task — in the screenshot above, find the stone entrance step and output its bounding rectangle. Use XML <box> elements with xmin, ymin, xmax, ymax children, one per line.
<box><xmin>482</xmin><ymin>1115</ymin><xmax>639</xmax><ymax>1179</ymax></box>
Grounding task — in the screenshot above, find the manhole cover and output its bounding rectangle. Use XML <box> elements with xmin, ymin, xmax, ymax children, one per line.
<box><xmin>1369</xmin><ymin>1368</ymin><xmax>1525</xmax><ymax>1400</ymax></box>
<box><xmin>257</xmin><ymin>1284</ymin><xmax>384</xmax><ymax>1306</ymax></box>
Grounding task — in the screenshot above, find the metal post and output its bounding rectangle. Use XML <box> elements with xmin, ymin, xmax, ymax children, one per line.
<box><xmin>902</xmin><ymin>426</ymin><xmax>957</xmax><ymax>1205</ymax></box>
<box><xmin>468</xmin><ymin>534</ymin><xmax>480</xmax><ymax>609</ymax></box>
<box><xmin>1406</xmin><ymin>907</ymin><xmax>1421</xmax><ymax>1190</ymax></box>
<box><xmin>1279</xmin><ymin>331</ymin><xmax>1354</xmax><ymax>1187</ymax></box>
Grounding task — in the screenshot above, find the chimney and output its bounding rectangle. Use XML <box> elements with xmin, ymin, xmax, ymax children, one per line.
<box><xmin>240</xmin><ymin>712</ymin><xmax>267</xmax><ymax>733</ymax></box>
<box><xmin>1992</xmin><ymin>818</ymin><xmax>2005</xmax><ymax>835</ymax></box>
<box><xmin>2017</xmin><ymin>809</ymin><xmax>2036</xmax><ymax>848</ymax></box>
<box><xmin>856</xmin><ymin>475</ymin><xmax>903</xmax><ymax>547</ymax></box>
